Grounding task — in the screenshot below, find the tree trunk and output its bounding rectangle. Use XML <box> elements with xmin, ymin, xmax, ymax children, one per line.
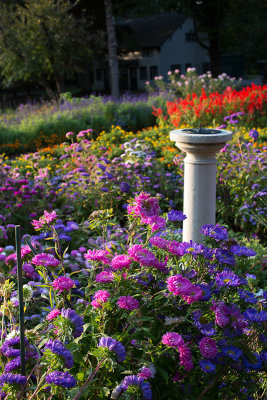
<box><xmin>209</xmin><ymin>35</ymin><xmax>221</xmax><ymax>77</ymax></box>
<box><xmin>104</xmin><ymin>0</ymin><xmax>119</xmax><ymax>100</ymax></box>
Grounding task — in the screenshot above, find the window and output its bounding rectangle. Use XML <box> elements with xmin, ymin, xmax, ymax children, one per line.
<box><xmin>185</xmin><ymin>31</ymin><xmax>196</xmax><ymax>42</ymax></box>
<box><xmin>96</xmin><ymin>69</ymin><xmax>102</xmax><ymax>81</ymax></box>
<box><xmin>140</xmin><ymin>66</ymin><xmax>147</xmax><ymax>80</ymax></box>
<box><xmin>171</xmin><ymin>64</ymin><xmax>181</xmax><ymax>73</ymax></box>
<box><xmin>150</xmin><ymin>66</ymin><xmax>158</xmax><ymax>80</ymax></box>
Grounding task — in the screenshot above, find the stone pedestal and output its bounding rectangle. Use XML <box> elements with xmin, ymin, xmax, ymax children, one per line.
<box><xmin>170</xmin><ymin>128</ymin><xmax>233</xmax><ymax>243</ymax></box>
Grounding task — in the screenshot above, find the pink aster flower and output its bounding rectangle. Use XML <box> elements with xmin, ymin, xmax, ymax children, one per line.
<box><xmin>31</xmin><ymin>253</ymin><xmax>60</xmax><ymax>269</ymax></box>
<box><xmin>198</xmin><ymin>337</ymin><xmax>217</xmax><ymax>359</ymax></box>
<box><xmin>166</xmin><ymin>275</ymin><xmax>192</xmax><ymax>296</ymax></box>
<box><xmin>84</xmin><ymin>249</ymin><xmax>111</xmax><ymax>265</ymax></box>
<box><xmin>178</xmin><ymin>344</ymin><xmax>194</xmax><ymax>372</ymax></box>
<box><xmin>46</xmin><ymin>309</ymin><xmax>61</xmax><ymax>321</ymax></box>
<box><xmin>31</xmin><ymin>210</ymin><xmax>57</xmax><ymax>230</ymax></box>
<box><xmin>52</xmin><ymin>276</ymin><xmax>75</xmax><ymax>294</ymax></box>
<box><xmin>138</xmin><ymin>365</ymin><xmax>156</xmax><ymax>379</ymax></box>
<box><xmin>128</xmin><ymin>192</ymin><xmax>160</xmax><ymax>220</ymax></box>
<box><xmin>95</xmin><ymin>271</ymin><xmax>115</xmax><ymax>283</ymax></box>
<box><xmin>143</xmin><ymin>215</ymin><xmax>166</xmax><ymax>232</ymax></box>
<box><xmin>117</xmin><ymin>295</ymin><xmax>139</xmax><ymax>311</ymax></box>
<box><xmin>94</xmin><ymin>289</ymin><xmax>110</xmax><ymax>302</ymax></box>
<box><xmin>111</xmin><ymin>254</ymin><xmax>132</xmax><ymax>270</ymax></box>
<box><xmin>128</xmin><ymin>244</ymin><xmax>157</xmax><ymax>266</ymax></box>
<box><xmin>162</xmin><ymin>332</ymin><xmax>184</xmax><ymax>348</ymax></box>
<box><xmin>181</xmin><ymin>285</ymin><xmax>203</xmax><ymax>304</ymax></box>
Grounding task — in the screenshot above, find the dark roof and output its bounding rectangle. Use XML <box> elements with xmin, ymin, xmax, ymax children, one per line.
<box><xmin>116</xmin><ymin>13</ymin><xmax>187</xmax><ymax>51</ymax></box>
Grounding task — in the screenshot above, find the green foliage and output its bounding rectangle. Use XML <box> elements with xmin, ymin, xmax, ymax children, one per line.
<box><xmin>0</xmin><ymin>0</ymin><xmax>98</xmax><ymax>99</ymax></box>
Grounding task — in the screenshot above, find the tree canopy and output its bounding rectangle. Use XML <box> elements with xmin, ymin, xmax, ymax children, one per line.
<box><xmin>0</xmin><ymin>0</ymin><xmax>102</xmax><ymax>99</ymax></box>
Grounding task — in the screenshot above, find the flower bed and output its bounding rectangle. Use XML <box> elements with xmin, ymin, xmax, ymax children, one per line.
<box><xmin>0</xmin><ymin>196</ymin><xmax>266</xmax><ymax>399</ymax></box>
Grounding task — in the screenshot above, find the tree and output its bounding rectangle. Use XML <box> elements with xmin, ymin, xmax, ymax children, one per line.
<box><xmin>104</xmin><ymin>0</ymin><xmax>119</xmax><ymax>100</ymax></box>
<box><xmin>0</xmin><ymin>0</ymin><xmax>98</xmax><ymax>100</ymax></box>
<box><xmin>177</xmin><ymin>0</ymin><xmax>231</xmax><ymax>77</ymax></box>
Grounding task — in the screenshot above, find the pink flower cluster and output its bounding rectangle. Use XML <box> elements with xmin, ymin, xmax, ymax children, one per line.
<box><xmin>117</xmin><ymin>295</ymin><xmax>139</xmax><ymax>311</ymax></box>
<box><xmin>162</xmin><ymin>332</ymin><xmax>193</xmax><ymax>372</ymax></box>
<box><xmin>31</xmin><ymin>210</ymin><xmax>57</xmax><ymax>230</ymax></box>
<box><xmin>212</xmin><ymin>301</ymin><xmax>247</xmax><ymax>330</ymax></box>
<box><xmin>95</xmin><ymin>271</ymin><xmax>115</xmax><ymax>283</ymax></box>
<box><xmin>198</xmin><ymin>337</ymin><xmax>217</xmax><ymax>359</ymax></box>
<box><xmin>46</xmin><ymin>309</ymin><xmax>61</xmax><ymax>321</ymax></box>
<box><xmin>84</xmin><ymin>249</ymin><xmax>111</xmax><ymax>265</ymax></box>
<box><xmin>32</xmin><ymin>253</ymin><xmax>60</xmax><ymax>269</ymax></box>
<box><xmin>52</xmin><ymin>276</ymin><xmax>75</xmax><ymax>294</ymax></box>
<box><xmin>111</xmin><ymin>254</ymin><xmax>132</xmax><ymax>270</ymax></box>
<box><xmin>127</xmin><ymin>192</ymin><xmax>166</xmax><ymax>232</ymax></box>
<box><xmin>128</xmin><ymin>244</ymin><xmax>167</xmax><ymax>270</ymax></box>
<box><xmin>167</xmin><ymin>274</ymin><xmax>203</xmax><ymax>304</ymax></box>
<box><xmin>91</xmin><ymin>290</ymin><xmax>110</xmax><ymax>309</ymax></box>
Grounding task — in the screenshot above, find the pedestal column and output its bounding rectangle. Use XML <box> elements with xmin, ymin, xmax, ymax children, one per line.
<box><xmin>170</xmin><ymin>129</ymin><xmax>233</xmax><ymax>243</ymax></box>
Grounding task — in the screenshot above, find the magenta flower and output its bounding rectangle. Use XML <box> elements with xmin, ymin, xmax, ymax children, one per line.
<box><xmin>178</xmin><ymin>344</ymin><xmax>194</xmax><ymax>371</ymax></box>
<box><xmin>166</xmin><ymin>275</ymin><xmax>192</xmax><ymax>296</ymax></box>
<box><xmin>128</xmin><ymin>192</ymin><xmax>160</xmax><ymax>220</ymax></box>
<box><xmin>84</xmin><ymin>249</ymin><xmax>111</xmax><ymax>264</ymax></box>
<box><xmin>32</xmin><ymin>253</ymin><xmax>60</xmax><ymax>268</ymax></box>
<box><xmin>91</xmin><ymin>290</ymin><xmax>110</xmax><ymax>308</ymax></box>
<box><xmin>46</xmin><ymin>309</ymin><xmax>61</xmax><ymax>321</ymax></box>
<box><xmin>198</xmin><ymin>337</ymin><xmax>217</xmax><ymax>359</ymax></box>
<box><xmin>31</xmin><ymin>210</ymin><xmax>57</xmax><ymax>230</ymax></box>
<box><xmin>117</xmin><ymin>295</ymin><xmax>139</xmax><ymax>311</ymax></box>
<box><xmin>52</xmin><ymin>276</ymin><xmax>75</xmax><ymax>294</ymax></box>
<box><xmin>162</xmin><ymin>332</ymin><xmax>184</xmax><ymax>348</ymax></box>
<box><xmin>95</xmin><ymin>270</ymin><xmax>115</xmax><ymax>283</ymax></box>
<box><xmin>111</xmin><ymin>254</ymin><xmax>132</xmax><ymax>270</ymax></box>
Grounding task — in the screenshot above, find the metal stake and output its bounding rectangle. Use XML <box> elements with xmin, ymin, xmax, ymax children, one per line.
<box><xmin>15</xmin><ymin>225</ymin><xmax>26</xmax><ymax>376</ymax></box>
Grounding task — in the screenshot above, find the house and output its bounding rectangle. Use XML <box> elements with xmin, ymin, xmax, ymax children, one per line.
<box><xmin>92</xmin><ymin>13</ymin><xmax>210</xmax><ymax>92</ymax></box>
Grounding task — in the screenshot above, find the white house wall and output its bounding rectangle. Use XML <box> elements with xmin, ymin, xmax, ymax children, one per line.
<box><xmin>160</xmin><ymin>18</ymin><xmax>209</xmax><ymax>78</ymax></box>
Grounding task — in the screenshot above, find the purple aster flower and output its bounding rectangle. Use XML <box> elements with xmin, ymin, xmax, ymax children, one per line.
<box><xmin>243</xmin><ymin>308</ymin><xmax>267</xmax><ymax>323</ymax></box>
<box><xmin>221</xmin><ymin>345</ymin><xmax>243</xmax><ymax>361</ymax></box>
<box><xmin>200</xmin><ymin>224</ymin><xmax>228</xmax><ymax>241</ymax></box>
<box><xmin>45</xmin><ymin>339</ymin><xmax>73</xmax><ymax>369</ymax></box>
<box><xmin>52</xmin><ymin>276</ymin><xmax>75</xmax><ymax>294</ymax></box>
<box><xmin>229</xmin><ymin>245</ymin><xmax>256</xmax><ymax>257</ymax></box>
<box><xmin>96</xmin><ymin>163</ymin><xmax>106</xmax><ymax>171</ymax></box>
<box><xmin>98</xmin><ymin>336</ymin><xmax>126</xmax><ymax>362</ymax></box>
<box><xmin>120</xmin><ymin>375</ymin><xmax>152</xmax><ymax>400</ymax></box>
<box><xmin>214</xmin><ymin>249</ymin><xmax>236</xmax><ymax>266</ymax></box>
<box><xmin>167</xmin><ymin>210</ymin><xmax>187</xmax><ymax>222</ymax></box>
<box><xmin>61</xmin><ymin>308</ymin><xmax>84</xmax><ymax>338</ymax></box>
<box><xmin>215</xmin><ymin>269</ymin><xmax>243</xmax><ymax>287</ymax></box>
<box><xmin>4</xmin><ymin>357</ymin><xmax>21</xmax><ymax>372</ymax></box>
<box><xmin>46</xmin><ymin>371</ymin><xmax>76</xmax><ymax>388</ymax></box>
<box><xmin>238</xmin><ymin>290</ymin><xmax>258</xmax><ymax>304</ymax></box>
<box><xmin>1</xmin><ymin>337</ymin><xmax>28</xmax><ymax>358</ymax></box>
<box><xmin>242</xmin><ymin>353</ymin><xmax>263</xmax><ymax>370</ymax></box>
<box><xmin>0</xmin><ymin>373</ymin><xmax>26</xmax><ymax>385</ymax></box>
<box><xmin>199</xmin><ymin>359</ymin><xmax>216</xmax><ymax>373</ymax></box>
<box><xmin>117</xmin><ymin>296</ymin><xmax>139</xmax><ymax>311</ymax></box>
<box><xmin>249</xmin><ymin>129</ymin><xmax>259</xmax><ymax>140</ymax></box>
<box><xmin>120</xmin><ymin>182</ymin><xmax>130</xmax><ymax>193</ymax></box>
<box><xmin>192</xmin><ymin>310</ymin><xmax>216</xmax><ymax>336</ymax></box>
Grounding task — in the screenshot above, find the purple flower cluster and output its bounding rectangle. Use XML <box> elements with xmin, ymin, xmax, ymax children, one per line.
<box><xmin>0</xmin><ymin>373</ymin><xmax>26</xmax><ymax>385</ymax></box>
<box><xmin>98</xmin><ymin>336</ymin><xmax>126</xmax><ymax>362</ymax></box>
<box><xmin>167</xmin><ymin>274</ymin><xmax>203</xmax><ymax>304</ymax></box>
<box><xmin>46</xmin><ymin>371</ymin><xmax>77</xmax><ymax>388</ymax></box>
<box><xmin>200</xmin><ymin>224</ymin><xmax>228</xmax><ymax>241</ymax></box>
<box><xmin>45</xmin><ymin>339</ymin><xmax>73</xmax><ymax>369</ymax></box>
<box><xmin>61</xmin><ymin>308</ymin><xmax>84</xmax><ymax>338</ymax></box>
<box><xmin>119</xmin><ymin>375</ymin><xmax>152</xmax><ymax>400</ymax></box>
